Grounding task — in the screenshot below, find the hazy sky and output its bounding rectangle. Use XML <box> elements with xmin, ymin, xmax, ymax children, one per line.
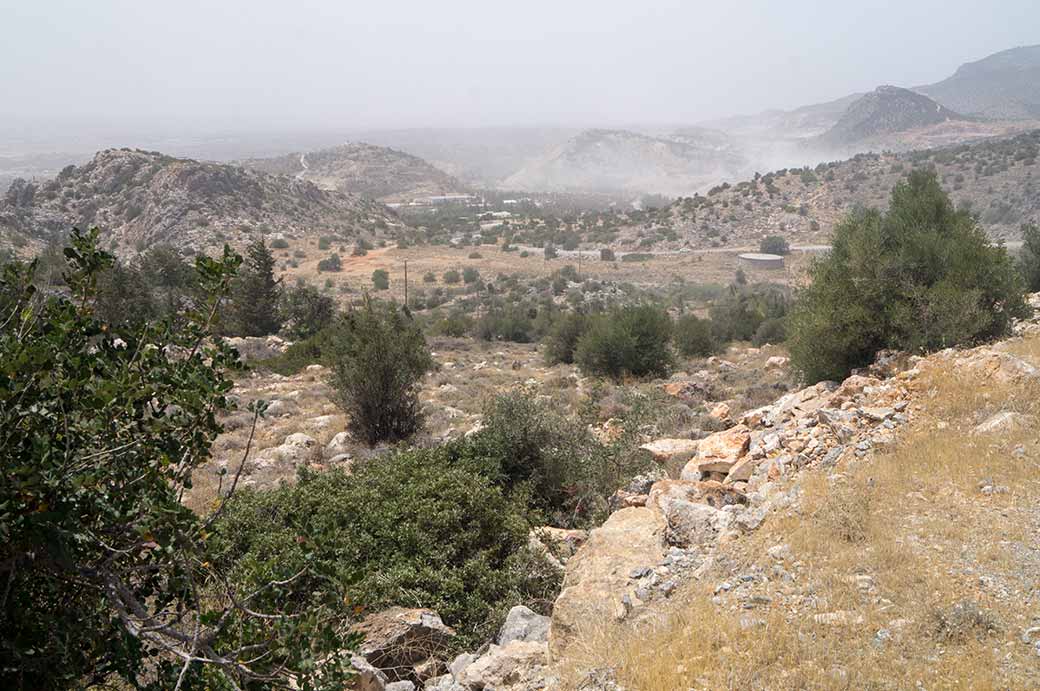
<box><xmin>2</xmin><ymin>0</ymin><xmax>1038</xmax><ymax>132</ymax></box>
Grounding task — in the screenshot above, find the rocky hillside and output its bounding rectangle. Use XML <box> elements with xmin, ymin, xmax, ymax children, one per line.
<box><xmin>399</xmin><ymin>300</ymin><xmax>1040</xmax><ymax>690</ymax></box>
<box><xmin>502</xmin><ymin>128</ymin><xmax>749</xmax><ymax>197</ymax></box>
<box><xmin>0</xmin><ymin>148</ymin><xmax>400</xmax><ymax>254</ymax></box>
<box><xmin>642</xmin><ymin>128</ymin><xmax>1040</xmax><ymax>249</ymax></box>
<box><xmin>240</xmin><ymin>142</ymin><xmax>465</xmax><ymax>202</ymax></box>
<box><xmin>544</xmin><ymin>304</ymin><xmax>1040</xmax><ymax>689</ymax></box>
<box><xmin>919</xmin><ymin>44</ymin><xmax>1040</xmax><ymax>120</ymax></box>
<box><xmin>816</xmin><ymin>85</ymin><xmax>965</xmax><ymax>149</ymax></box>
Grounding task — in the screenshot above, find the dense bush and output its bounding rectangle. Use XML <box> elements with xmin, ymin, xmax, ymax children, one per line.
<box><xmin>0</xmin><ymin>229</ymin><xmax>351</xmax><ymax>689</ymax></box>
<box><xmin>468</xmin><ymin>390</ymin><xmax>651</xmax><ymax>528</ymax></box>
<box><xmin>575</xmin><ymin>304</ymin><xmax>673</xmax><ymax>379</ymax></box>
<box><xmin>280</xmin><ymin>283</ymin><xmax>336</xmax><ymax>339</ymax></box>
<box><xmin>317</xmin><ymin>253</ymin><xmax>342</xmax><ymax>272</ymax></box>
<box><xmin>327</xmin><ymin>299</ymin><xmax>434</xmax><ymax>445</ymax></box>
<box><xmin>463</xmin><ymin>266</ymin><xmax>480</xmax><ymax>284</ymax></box>
<box><xmin>674</xmin><ymin>313</ymin><xmax>718</xmax><ymax>357</ymax></box>
<box><xmin>429</xmin><ymin>310</ymin><xmax>474</xmax><ymax>337</ymax></box>
<box><xmin>708</xmin><ymin>284</ymin><xmax>789</xmax><ymax>343</ymax></box>
<box><xmin>543</xmin><ymin>312</ymin><xmax>587</xmax><ymax>365</ymax></box>
<box><xmin>475</xmin><ymin>303</ymin><xmax>539</xmax><ymax>342</ymax></box>
<box><xmin>788</xmin><ymin>171</ymin><xmax>1028</xmax><ymax>382</ymax></box>
<box><xmin>443</xmin><ymin>269</ymin><xmax>461</xmax><ymax>284</ymax></box>
<box><xmin>213</xmin><ymin>449</ymin><xmax>558</xmax><ymax>648</ymax></box>
<box><xmin>270</xmin><ymin>237</ymin><xmax>289</xmax><ymax>249</ymax></box>
<box><xmin>752</xmin><ymin>317</ymin><xmax>786</xmax><ymax>346</ymax></box>
<box><xmin>1018</xmin><ymin>222</ymin><xmax>1040</xmax><ymax>291</ymax></box>
<box><xmin>759</xmin><ymin>235</ymin><xmax>790</xmax><ymax>255</ymax></box>
<box><xmin>372</xmin><ymin>268</ymin><xmax>390</xmax><ymax>290</ymax></box>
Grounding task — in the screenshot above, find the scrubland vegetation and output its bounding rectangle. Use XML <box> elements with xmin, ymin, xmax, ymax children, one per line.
<box><xmin>2</xmin><ymin>169</ymin><xmax>1037</xmax><ymax>688</ymax></box>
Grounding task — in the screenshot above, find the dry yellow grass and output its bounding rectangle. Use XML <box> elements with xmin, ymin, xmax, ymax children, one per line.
<box><xmin>561</xmin><ymin>337</ymin><xmax>1040</xmax><ymax>690</ymax></box>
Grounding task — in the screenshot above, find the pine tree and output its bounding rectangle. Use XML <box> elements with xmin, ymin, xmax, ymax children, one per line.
<box><xmin>228</xmin><ymin>239</ymin><xmax>282</xmax><ymax>336</ymax></box>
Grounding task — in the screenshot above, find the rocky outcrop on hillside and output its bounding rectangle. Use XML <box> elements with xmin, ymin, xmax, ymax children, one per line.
<box><xmin>0</xmin><ymin>148</ymin><xmax>400</xmax><ymax>254</ymax></box>
<box><xmin>240</xmin><ymin>142</ymin><xmax>466</xmax><ymax>202</ymax></box>
<box><xmin>403</xmin><ymin>303</ymin><xmax>1040</xmax><ymax>689</ymax></box>
<box><xmin>817</xmin><ymin>86</ymin><xmax>965</xmax><ymax>149</ymax></box>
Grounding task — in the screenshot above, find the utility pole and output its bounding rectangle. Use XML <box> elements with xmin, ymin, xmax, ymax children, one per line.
<box><xmin>403</xmin><ymin>259</ymin><xmax>409</xmax><ymax>306</ymax></box>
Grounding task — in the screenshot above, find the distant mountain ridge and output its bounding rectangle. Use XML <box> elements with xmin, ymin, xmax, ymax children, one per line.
<box><xmin>918</xmin><ymin>44</ymin><xmax>1040</xmax><ymax>119</ymax></box>
<box><xmin>502</xmin><ymin>128</ymin><xmax>749</xmax><ymax>197</ymax></box>
<box><xmin>817</xmin><ymin>86</ymin><xmax>965</xmax><ymax>148</ymax></box>
<box><xmin>240</xmin><ymin>142</ymin><xmax>465</xmax><ymax>202</ymax></box>
<box><xmin>0</xmin><ymin>148</ymin><xmax>399</xmax><ymax>254</ymax></box>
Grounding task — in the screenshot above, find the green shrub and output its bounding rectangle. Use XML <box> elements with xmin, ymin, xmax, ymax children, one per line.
<box><xmin>318</xmin><ymin>236</ymin><xmax>332</xmax><ymax>250</ymax></box>
<box><xmin>759</xmin><ymin>235</ymin><xmax>790</xmax><ymax>255</ymax></box>
<box><xmin>214</xmin><ymin>451</ymin><xmax>557</xmax><ymax>648</ymax></box>
<box><xmin>423</xmin><ymin>271</ymin><xmax>437</xmax><ymax>283</ymax></box>
<box><xmin>575</xmin><ymin>304</ymin><xmax>673</xmax><ymax>379</ymax></box>
<box><xmin>752</xmin><ymin>317</ymin><xmax>786</xmax><ymax>346</ymax></box>
<box><xmin>430</xmin><ymin>311</ymin><xmax>474</xmax><ymax>337</ymax></box>
<box><xmin>709</xmin><ymin>285</ymin><xmax>788</xmax><ymax>343</ymax></box>
<box><xmin>463</xmin><ymin>266</ymin><xmax>480</xmax><ymax>284</ymax></box>
<box><xmin>280</xmin><ymin>283</ymin><xmax>336</xmax><ymax>339</ymax></box>
<box><xmin>352</xmin><ymin>239</ymin><xmax>372</xmax><ymax>256</ymax></box>
<box><xmin>262</xmin><ymin>327</ymin><xmax>333</xmax><ymax>374</ymax></box>
<box><xmin>468</xmin><ymin>390</ymin><xmax>652</xmax><ymax>528</ymax></box>
<box><xmin>270</xmin><ymin>237</ymin><xmax>289</xmax><ymax>249</ymax></box>
<box><xmin>0</xmin><ymin>230</ymin><xmax>350</xmax><ymax>689</ymax></box>
<box><xmin>317</xmin><ymin>253</ymin><xmax>342</xmax><ymax>272</ymax></box>
<box><xmin>1018</xmin><ymin>222</ymin><xmax>1040</xmax><ymax>291</ymax></box>
<box><xmin>443</xmin><ymin>269</ymin><xmax>461</xmax><ymax>284</ymax></box>
<box><xmin>600</xmin><ymin>248</ymin><xmax>616</xmax><ymax>261</ymax></box>
<box><xmin>327</xmin><ymin>299</ymin><xmax>434</xmax><ymax>445</ymax></box>
<box><xmin>788</xmin><ymin>171</ymin><xmax>1029</xmax><ymax>382</ymax></box>
<box><xmin>372</xmin><ymin>268</ymin><xmax>390</xmax><ymax>290</ymax></box>
<box><xmin>674</xmin><ymin>314</ymin><xmax>718</xmax><ymax>357</ymax></box>
<box><xmin>543</xmin><ymin>312</ymin><xmax>587</xmax><ymax>365</ymax></box>
<box><xmin>475</xmin><ymin>304</ymin><xmax>537</xmax><ymax>342</ymax></box>
<box><xmin>544</xmin><ymin>244</ymin><xmax>558</xmax><ymax>260</ymax></box>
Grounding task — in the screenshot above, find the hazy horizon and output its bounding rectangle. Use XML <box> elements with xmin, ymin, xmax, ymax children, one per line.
<box><xmin>2</xmin><ymin>0</ymin><xmax>1038</xmax><ymax>137</ymax></box>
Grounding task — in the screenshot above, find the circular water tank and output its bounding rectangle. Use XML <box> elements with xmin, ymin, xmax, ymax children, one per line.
<box><xmin>738</xmin><ymin>252</ymin><xmax>785</xmax><ymax>269</ymax></box>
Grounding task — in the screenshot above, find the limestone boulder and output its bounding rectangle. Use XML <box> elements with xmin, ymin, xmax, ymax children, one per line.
<box><xmin>497</xmin><ymin>605</ymin><xmax>550</xmax><ymax>645</ymax></box>
<box><xmin>680</xmin><ymin>425</ymin><xmax>750</xmax><ymax>479</ymax></box>
<box><xmin>649</xmin><ymin>479</ymin><xmax>746</xmax><ymax>510</ymax></box>
<box><xmin>353</xmin><ymin>608</ymin><xmax>455</xmax><ymax>683</ymax></box>
<box><xmin>639</xmin><ymin>438</ymin><xmax>699</xmax><ymax>465</ymax></box>
<box><xmin>973</xmin><ymin>411</ymin><xmax>1035</xmax><ymax>435</ymax></box>
<box><xmin>549</xmin><ymin>507</ymin><xmax>666</xmax><ymax>661</ymax></box>
<box><xmin>660</xmin><ymin>499</ymin><xmax>725</xmax><ymax>547</ymax></box>
<box><xmin>458</xmin><ymin>641</ymin><xmax>549</xmax><ymax>690</ymax></box>
<box><xmin>326</xmin><ymin>430</ymin><xmax>352</xmax><ymax>457</ymax></box>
